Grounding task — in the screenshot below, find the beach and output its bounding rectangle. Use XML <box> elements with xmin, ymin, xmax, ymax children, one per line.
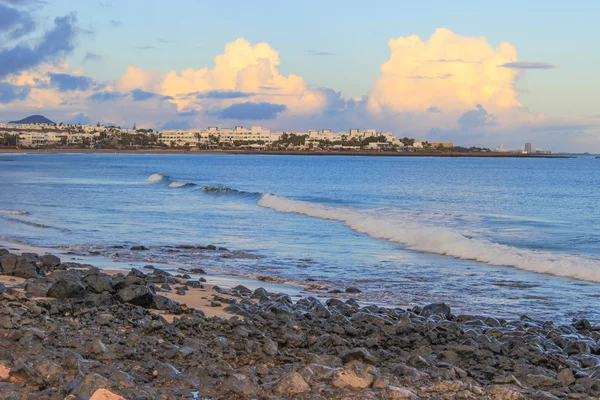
<box><xmin>1</xmin><ymin>245</ymin><xmax>600</xmax><ymax>399</ymax></box>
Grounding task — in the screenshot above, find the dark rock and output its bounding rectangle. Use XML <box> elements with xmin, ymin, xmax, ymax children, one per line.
<box><xmin>83</xmin><ymin>269</ymin><xmax>113</xmax><ymax>293</ymax></box>
<box><xmin>47</xmin><ymin>274</ymin><xmax>86</xmax><ymax>299</ymax></box>
<box><xmin>116</xmin><ymin>285</ymin><xmax>154</xmax><ymax>307</ymax></box>
<box><xmin>153</xmin><ymin>362</ymin><xmax>180</xmax><ymax>381</ymax></box>
<box><xmin>345</xmin><ymin>286</ymin><xmax>362</xmax><ymax>294</ymax></box>
<box><xmin>190</xmin><ymin>268</ymin><xmax>206</xmax><ymax>274</ymax></box>
<box><xmin>130</xmin><ymin>246</ymin><xmax>148</xmax><ymax>251</ymax></box>
<box><xmin>72</xmin><ymin>373</ymin><xmax>111</xmax><ymax>397</ymax></box>
<box><xmin>40</xmin><ymin>254</ymin><xmax>61</xmax><ymax>271</ymax></box>
<box><xmin>175</xmin><ymin>287</ymin><xmax>186</xmax><ymax>296</ymax></box>
<box><xmin>233</xmin><ymin>285</ymin><xmax>252</xmax><ymax>295</ymax></box>
<box><xmin>422</xmin><ymin>303</ymin><xmax>452</xmax><ymax>319</ymax></box>
<box><xmin>152</xmin><ymin>295</ymin><xmax>179</xmax><ymax>311</ymax></box>
<box><xmin>339</xmin><ymin>348</ymin><xmax>378</xmax><ymax>365</ymax></box>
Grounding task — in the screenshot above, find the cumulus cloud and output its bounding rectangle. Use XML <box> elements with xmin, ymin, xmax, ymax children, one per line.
<box><xmin>499</xmin><ymin>62</ymin><xmax>556</xmax><ymax>69</ymax></box>
<box><xmin>131</xmin><ymin>88</ymin><xmax>157</xmax><ymax>101</ymax></box>
<box><xmin>0</xmin><ymin>2</ymin><xmax>35</xmax><ymax>40</ymax></box>
<box><xmin>88</xmin><ymin>91</ymin><xmax>125</xmax><ymax>102</ymax></box>
<box><xmin>0</xmin><ymin>82</ymin><xmax>30</xmax><ymax>103</ymax></box>
<box><xmin>212</xmin><ymin>102</ymin><xmax>287</xmax><ymax>120</ymax></box>
<box><xmin>48</xmin><ymin>72</ymin><xmax>93</xmax><ymax>91</ymax></box>
<box><xmin>0</xmin><ymin>14</ymin><xmax>78</xmax><ymax>79</ymax></box>
<box><xmin>66</xmin><ymin>112</ymin><xmax>92</xmax><ymax>125</ymax></box>
<box><xmin>197</xmin><ymin>90</ymin><xmax>253</xmax><ymax>99</ymax></box>
<box><xmin>368</xmin><ymin>28</ymin><xmax>521</xmax><ymax>115</ymax></box>
<box><xmin>117</xmin><ymin>38</ymin><xmax>328</xmax><ymax>114</ymax></box>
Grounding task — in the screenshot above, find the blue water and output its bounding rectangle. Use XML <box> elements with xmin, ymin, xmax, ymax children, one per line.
<box><xmin>1</xmin><ymin>153</ymin><xmax>599</xmax><ymax>323</ymax></box>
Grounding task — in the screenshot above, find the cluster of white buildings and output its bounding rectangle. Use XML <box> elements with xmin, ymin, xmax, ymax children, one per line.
<box><xmin>0</xmin><ymin>123</ymin><xmax>135</xmax><ymax>147</ymax></box>
<box><xmin>494</xmin><ymin>144</ymin><xmax>551</xmax><ymax>154</ymax></box>
<box><xmin>159</xmin><ymin>126</ymin><xmax>410</xmax><ymax>149</ymax></box>
<box><xmin>2</xmin><ymin>121</ymin><xmax>456</xmax><ymax>150</ymax></box>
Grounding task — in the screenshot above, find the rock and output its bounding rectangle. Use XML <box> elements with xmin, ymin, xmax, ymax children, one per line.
<box><xmin>524</xmin><ymin>374</ymin><xmax>558</xmax><ymax>389</ymax></box>
<box><xmin>190</xmin><ymin>268</ymin><xmax>206</xmax><ymax>274</ymax></box>
<box><xmin>143</xmin><ymin>265</ymin><xmax>155</xmax><ymax>270</ymax></box>
<box><xmin>339</xmin><ymin>348</ymin><xmax>378</xmax><ymax>365</ymax></box>
<box><xmin>2</xmin><ymin>254</ymin><xmax>44</xmax><ymax>279</ymax></box>
<box><xmin>90</xmin><ymin>389</ymin><xmax>126</xmax><ymax>400</ymax></box>
<box><xmin>175</xmin><ymin>287</ymin><xmax>186</xmax><ymax>296</ymax></box>
<box><xmin>115</xmin><ymin>285</ymin><xmax>154</xmax><ymax>307</ymax></box>
<box><xmin>130</xmin><ymin>246</ymin><xmax>147</xmax><ymax>251</ymax></box>
<box><xmin>422</xmin><ymin>303</ymin><xmax>452</xmax><ymax>319</ymax></box>
<box><xmin>40</xmin><ymin>254</ymin><xmax>61</xmax><ymax>270</ymax></box>
<box><xmin>223</xmin><ymin>373</ymin><xmax>259</xmax><ymax>396</ymax></box>
<box><xmin>24</xmin><ymin>280</ymin><xmax>49</xmax><ymax>297</ymax></box>
<box><xmin>152</xmin><ymin>362</ymin><xmax>180</xmax><ymax>381</ymax></box>
<box><xmin>233</xmin><ymin>285</ymin><xmax>252</xmax><ymax>295</ymax></box>
<box><xmin>72</xmin><ymin>373</ymin><xmax>111</xmax><ymax>397</ymax></box>
<box><xmin>487</xmin><ymin>384</ymin><xmax>525</xmax><ymax>399</ymax></box>
<box><xmin>345</xmin><ymin>286</ymin><xmax>362</xmax><ymax>294</ymax></box>
<box><xmin>332</xmin><ymin>368</ymin><xmax>374</xmax><ymax>389</ymax></box>
<box><xmin>556</xmin><ymin>368</ymin><xmax>576</xmax><ymax>386</ymax></box>
<box><xmin>96</xmin><ymin>313</ymin><xmax>113</xmax><ymax>326</ymax></box>
<box><xmin>386</xmin><ymin>386</ymin><xmax>418</xmax><ymax>399</ymax></box>
<box><xmin>152</xmin><ymin>295</ymin><xmax>179</xmax><ymax>311</ymax></box>
<box><xmin>210</xmin><ymin>301</ymin><xmax>221</xmax><ymax>307</ymax></box>
<box><xmin>47</xmin><ymin>274</ymin><xmax>86</xmax><ymax>299</ymax></box>
<box><xmin>83</xmin><ymin>270</ymin><xmax>114</xmax><ymax>293</ymax></box>
<box><xmin>564</xmin><ymin>340</ymin><xmax>591</xmax><ymax>354</ymax></box>
<box><xmin>273</xmin><ymin>372</ymin><xmax>311</xmax><ymax>395</ymax></box>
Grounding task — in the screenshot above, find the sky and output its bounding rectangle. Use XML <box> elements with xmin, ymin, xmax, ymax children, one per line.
<box><xmin>0</xmin><ymin>0</ymin><xmax>599</xmax><ymax>151</ymax></box>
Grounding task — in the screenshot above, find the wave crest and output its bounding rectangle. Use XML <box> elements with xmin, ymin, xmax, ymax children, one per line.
<box><xmin>0</xmin><ymin>209</ymin><xmax>28</xmax><ymax>215</ymax></box>
<box><xmin>169</xmin><ymin>182</ymin><xmax>196</xmax><ymax>189</ymax></box>
<box><xmin>257</xmin><ymin>194</ymin><xmax>600</xmax><ymax>283</ymax></box>
<box><xmin>147</xmin><ymin>173</ymin><xmax>167</xmax><ymax>182</ymax></box>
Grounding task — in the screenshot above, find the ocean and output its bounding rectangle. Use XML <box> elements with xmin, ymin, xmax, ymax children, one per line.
<box><xmin>1</xmin><ymin>153</ymin><xmax>599</xmax><ymax>323</ymax></box>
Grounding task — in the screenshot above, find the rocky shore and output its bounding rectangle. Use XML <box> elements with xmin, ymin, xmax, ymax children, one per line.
<box><xmin>1</xmin><ymin>249</ymin><xmax>599</xmax><ymax>399</ymax></box>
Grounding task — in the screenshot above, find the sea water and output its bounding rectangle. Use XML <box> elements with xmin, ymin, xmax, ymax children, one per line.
<box><xmin>0</xmin><ymin>153</ymin><xmax>598</xmax><ymax>323</ymax></box>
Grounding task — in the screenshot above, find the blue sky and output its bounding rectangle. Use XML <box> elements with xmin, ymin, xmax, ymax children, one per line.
<box><xmin>1</xmin><ymin>0</ymin><xmax>599</xmax><ymax>150</ymax></box>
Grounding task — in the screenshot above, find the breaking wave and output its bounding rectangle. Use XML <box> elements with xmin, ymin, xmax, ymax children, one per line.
<box><xmin>147</xmin><ymin>173</ymin><xmax>168</xmax><ymax>182</ymax></box>
<box><xmin>258</xmin><ymin>194</ymin><xmax>600</xmax><ymax>283</ymax></box>
<box><xmin>0</xmin><ymin>209</ymin><xmax>28</xmax><ymax>215</ymax></box>
<box><xmin>169</xmin><ymin>182</ymin><xmax>196</xmax><ymax>189</ymax></box>
<box><xmin>201</xmin><ymin>185</ymin><xmax>261</xmax><ymax>198</ymax></box>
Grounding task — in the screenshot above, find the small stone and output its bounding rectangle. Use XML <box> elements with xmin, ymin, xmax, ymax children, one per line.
<box><xmin>386</xmin><ymin>386</ymin><xmax>418</xmax><ymax>399</ymax></box>
<box><xmin>273</xmin><ymin>372</ymin><xmax>310</xmax><ymax>395</ymax></box>
<box><xmin>556</xmin><ymin>368</ymin><xmax>575</xmax><ymax>386</ymax></box>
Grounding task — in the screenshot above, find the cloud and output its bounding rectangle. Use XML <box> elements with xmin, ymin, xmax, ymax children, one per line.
<box><xmin>368</xmin><ymin>28</ymin><xmax>521</xmax><ymax>115</ymax></box>
<box><xmin>499</xmin><ymin>62</ymin><xmax>556</xmax><ymax>70</ymax></box>
<box><xmin>0</xmin><ymin>2</ymin><xmax>35</xmax><ymax>40</ymax></box>
<box><xmin>136</xmin><ymin>45</ymin><xmax>155</xmax><ymax>50</ymax></box>
<box><xmin>160</xmin><ymin>120</ymin><xmax>190</xmax><ymax>130</ymax></box>
<box><xmin>109</xmin><ymin>20</ymin><xmax>122</xmax><ymax>28</ymax></box>
<box><xmin>212</xmin><ymin>102</ymin><xmax>287</xmax><ymax>120</ymax></box>
<box><xmin>457</xmin><ymin>104</ymin><xmax>494</xmax><ymax>130</ymax></box>
<box><xmin>117</xmin><ymin>38</ymin><xmax>328</xmax><ymax>113</ymax></box>
<box><xmin>83</xmin><ymin>52</ymin><xmax>102</xmax><ymax>62</ymax></box>
<box><xmin>88</xmin><ymin>91</ymin><xmax>125</xmax><ymax>102</ymax></box>
<box><xmin>196</xmin><ymin>90</ymin><xmax>253</xmax><ymax>99</ymax></box>
<box><xmin>0</xmin><ymin>82</ymin><xmax>30</xmax><ymax>103</ymax></box>
<box><xmin>426</xmin><ymin>106</ymin><xmax>441</xmax><ymax>113</ymax></box>
<box><xmin>307</xmin><ymin>50</ymin><xmax>334</xmax><ymax>56</ymax></box>
<box><xmin>130</xmin><ymin>88</ymin><xmax>157</xmax><ymax>101</ymax></box>
<box><xmin>157</xmin><ymin>38</ymin><xmax>173</xmax><ymax>43</ymax></box>
<box><xmin>177</xmin><ymin>109</ymin><xmax>199</xmax><ymax>117</ymax></box>
<box><xmin>48</xmin><ymin>72</ymin><xmax>93</xmax><ymax>91</ymax></box>
<box><xmin>66</xmin><ymin>112</ymin><xmax>92</xmax><ymax>125</ymax></box>
<box><xmin>0</xmin><ymin>14</ymin><xmax>78</xmax><ymax>79</ymax></box>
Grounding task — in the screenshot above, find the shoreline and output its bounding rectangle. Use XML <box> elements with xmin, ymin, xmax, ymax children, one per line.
<box><xmin>1</xmin><ymin>247</ymin><xmax>599</xmax><ymax>398</ymax></box>
<box><xmin>0</xmin><ymin>147</ymin><xmax>567</xmax><ymax>158</ymax></box>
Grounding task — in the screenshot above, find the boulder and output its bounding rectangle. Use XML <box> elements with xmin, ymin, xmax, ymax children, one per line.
<box><xmin>339</xmin><ymin>348</ymin><xmax>378</xmax><ymax>365</ymax></box>
<box><xmin>47</xmin><ymin>274</ymin><xmax>86</xmax><ymax>299</ymax></box>
<box><xmin>273</xmin><ymin>372</ymin><xmax>310</xmax><ymax>395</ymax></box>
<box><xmin>83</xmin><ymin>269</ymin><xmax>114</xmax><ymax>293</ymax></box>
<box><xmin>40</xmin><ymin>254</ymin><xmax>61</xmax><ymax>271</ymax></box>
<box><xmin>115</xmin><ymin>285</ymin><xmax>154</xmax><ymax>307</ymax></box>
<box><xmin>422</xmin><ymin>303</ymin><xmax>452</xmax><ymax>319</ymax></box>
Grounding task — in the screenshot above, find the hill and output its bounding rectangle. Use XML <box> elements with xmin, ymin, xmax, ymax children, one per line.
<box><xmin>9</xmin><ymin>115</ymin><xmax>55</xmax><ymax>124</ymax></box>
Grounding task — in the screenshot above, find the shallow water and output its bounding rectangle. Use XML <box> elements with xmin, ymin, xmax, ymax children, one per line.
<box><xmin>0</xmin><ymin>153</ymin><xmax>599</xmax><ymax>323</ymax></box>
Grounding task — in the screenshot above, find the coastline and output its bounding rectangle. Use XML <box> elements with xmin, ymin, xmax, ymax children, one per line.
<box><xmin>1</xmin><ymin>245</ymin><xmax>599</xmax><ymax>399</ymax></box>
<box><xmin>0</xmin><ymin>147</ymin><xmax>565</xmax><ymax>158</ymax></box>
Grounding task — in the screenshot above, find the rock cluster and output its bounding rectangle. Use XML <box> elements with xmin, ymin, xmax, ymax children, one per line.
<box><xmin>1</xmin><ymin>250</ymin><xmax>600</xmax><ymax>399</ymax></box>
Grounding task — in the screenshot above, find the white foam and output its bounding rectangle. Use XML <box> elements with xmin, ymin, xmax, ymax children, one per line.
<box><xmin>0</xmin><ymin>209</ymin><xmax>29</xmax><ymax>215</ymax></box>
<box><xmin>168</xmin><ymin>182</ymin><xmax>188</xmax><ymax>188</ymax></box>
<box><xmin>146</xmin><ymin>173</ymin><xmax>166</xmax><ymax>182</ymax></box>
<box><xmin>258</xmin><ymin>194</ymin><xmax>600</xmax><ymax>283</ymax></box>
